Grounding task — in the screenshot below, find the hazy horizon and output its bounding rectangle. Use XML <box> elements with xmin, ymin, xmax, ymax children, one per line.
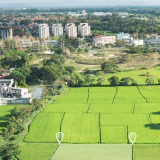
<box><xmin>1</xmin><ymin>0</ymin><xmax>160</xmax><ymax>8</ymax></box>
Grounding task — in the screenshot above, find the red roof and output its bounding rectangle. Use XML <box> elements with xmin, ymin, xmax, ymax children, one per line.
<box><xmin>0</xmin><ymin>76</ymin><xmax>5</xmax><ymax>79</ymax></box>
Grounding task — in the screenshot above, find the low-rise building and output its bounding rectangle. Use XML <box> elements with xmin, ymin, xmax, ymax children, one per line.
<box><xmin>144</xmin><ymin>39</ymin><xmax>160</xmax><ymax>45</ymax></box>
<box><xmin>43</xmin><ymin>40</ymin><xmax>59</xmax><ymax>46</ymax></box>
<box><xmin>117</xmin><ymin>32</ymin><xmax>133</xmax><ymax>43</ymax></box>
<box><xmin>67</xmin><ymin>10</ymin><xmax>87</xmax><ymax>17</ymax></box>
<box><xmin>0</xmin><ymin>79</ymin><xmax>32</xmax><ymax>104</ymax></box>
<box><xmin>92</xmin><ymin>12</ymin><xmax>112</xmax><ymax>16</ymax></box>
<box><xmin>132</xmin><ymin>39</ymin><xmax>144</xmax><ymax>46</ymax></box>
<box><xmin>118</xmin><ymin>12</ymin><xmax>129</xmax><ymax>18</ymax></box>
<box><xmin>93</xmin><ymin>35</ymin><xmax>116</xmax><ymax>46</ymax></box>
<box><xmin>19</xmin><ymin>39</ymin><xmax>32</xmax><ymax>48</ymax></box>
<box><xmin>18</xmin><ymin>39</ymin><xmax>59</xmax><ymax>48</ymax></box>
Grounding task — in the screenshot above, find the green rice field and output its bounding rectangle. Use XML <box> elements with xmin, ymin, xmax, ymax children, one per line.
<box><xmin>1</xmin><ymin>86</ymin><xmax>160</xmax><ymax>159</ymax></box>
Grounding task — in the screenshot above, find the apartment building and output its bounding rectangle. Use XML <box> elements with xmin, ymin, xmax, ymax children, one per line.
<box><xmin>52</xmin><ymin>24</ymin><xmax>63</xmax><ymax>37</ymax></box>
<box><xmin>65</xmin><ymin>23</ymin><xmax>77</xmax><ymax>38</ymax></box>
<box><xmin>38</xmin><ymin>24</ymin><xmax>49</xmax><ymax>39</ymax></box>
<box><xmin>78</xmin><ymin>23</ymin><xmax>91</xmax><ymax>37</ymax></box>
<box><xmin>0</xmin><ymin>26</ymin><xmax>13</xmax><ymax>39</ymax></box>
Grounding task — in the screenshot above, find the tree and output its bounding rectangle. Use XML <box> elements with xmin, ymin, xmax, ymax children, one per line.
<box><xmin>9</xmin><ymin>68</ymin><xmax>31</xmax><ymax>86</ymax></box>
<box><xmin>146</xmin><ymin>77</ymin><xmax>154</xmax><ymax>85</ymax></box>
<box><xmin>0</xmin><ymin>143</ymin><xmax>20</xmax><ymax>160</ymax></box>
<box><xmin>97</xmin><ymin>77</ymin><xmax>106</xmax><ymax>85</ymax></box>
<box><xmin>84</xmin><ymin>48</ymin><xmax>89</xmax><ymax>53</ymax></box>
<box><xmin>108</xmin><ymin>76</ymin><xmax>119</xmax><ymax>86</ymax></box>
<box><xmin>9</xmin><ymin>70</ymin><xmax>26</xmax><ymax>86</ymax></box>
<box><xmin>68</xmin><ymin>72</ymin><xmax>84</xmax><ymax>87</ymax></box>
<box><xmin>119</xmin><ymin>77</ymin><xmax>135</xmax><ymax>86</ymax></box>
<box><xmin>41</xmin><ymin>65</ymin><xmax>60</xmax><ymax>84</ymax></box>
<box><xmin>78</xmin><ymin>48</ymin><xmax>83</xmax><ymax>53</ymax></box>
<box><xmin>64</xmin><ymin>66</ymin><xmax>75</xmax><ymax>75</ymax></box>
<box><xmin>146</xmin><ymin>45</ymin><xmax>152</xmax><ymax>53</ymax></box>
<box><xmin>84</xmin><ymin>74</ymin><xmax>95</xmax><ymax>85</ymax></box>
<box><xmin>101</xmin><ymin>61</ymin><xmax>118</xmax><ymax>73</ymax></box>
<box><xmin>115</xmin><ymin>40</ymin><xmax>126</xmax><ymax>47</ymax></box>
<box><xmin>158</xmin><ymin>78</ymin><xmax>160</xmax><ymax>84</ymax></box>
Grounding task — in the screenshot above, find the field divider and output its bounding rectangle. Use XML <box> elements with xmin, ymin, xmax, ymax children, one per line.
<box><xmin>99</xmin><ymin>113</ymin><xmax>102</xmax><ymax>143</ymax></box>
<box><xmin>126</xmin><ymin>125</ymin><xmax>129</xmax><ymax>144</ymax></box>
<box><xmin>148</xmin><ymin>114</ymin><xmax>152</xmax><ymax>124</ymax></box>
<box><xmin>112</xmin><ymin>86</ymin><xmax>118</xmax><ymax>103</ymax></box>
<box><xmin>136</xmin><ymin>86</ymin><xmax>147</xmax><ymax>102</ymax></box>
<box><xmin>86</xmin><ymin>103</ymin><xmax>92</xmax><ymax>113</ymax></box>
<box><xmin>60</xmin><ymin>112</ymin><xmax>65</xmax><ymax>132</ymax></box>
<box><xmin>132</xmin><ymin>145</ymin><xmax>134</xmax><ymax>160</ymax></box>
<box><xmin>50</xmin><ymin>144</ymin><xmax>60</xmax><ymax>160</ymax></box>
<box><xmin>86</xmin><ymin>87</ymin><xmax>90</xmax><ymax>103</ymax></box>
<box><xmin>132</xmin><ymin>103</ymin><xmax>135</xmax><ymax>114</ymax></box>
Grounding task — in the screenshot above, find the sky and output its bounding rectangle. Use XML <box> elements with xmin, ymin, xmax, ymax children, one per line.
<box><xmin>1</xmin><ymin>0</ymin><xmax>160</xmax><ymax>7</ymax></box>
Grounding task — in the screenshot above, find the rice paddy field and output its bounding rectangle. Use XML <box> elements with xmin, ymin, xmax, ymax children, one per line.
<box><xmin>1</xmin><ymin>86</ymin><xmax>160</xmax><ymax>159</ymax></box>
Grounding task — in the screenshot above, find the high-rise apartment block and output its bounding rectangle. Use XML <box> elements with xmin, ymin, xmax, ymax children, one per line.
<box><xmin>65</xmin><ymin>23</ymin><xmax>77</xmax><ymax>38</ymax></box>
<box><xmin>0</xmin><ymin>26</ymin><xmax>13</xmax><ymax>39</ymax></box>
<box><xmin>52</xmin><ymin>24</ymin><xmax>63</xmax><ymax>37</ymax></box>
<box><xmin>78</xmin><ymin>23</ymin><xmax>91</xmax><ymax>37</ymax></box>
<box><xmin>38</xmin><ymin>24</ymin><xmax>49</xmax><ymax>39</ymax></box>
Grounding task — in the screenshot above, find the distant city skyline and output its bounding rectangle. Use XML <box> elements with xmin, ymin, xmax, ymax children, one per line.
<box><xmin>1</xmin><ymin>0</ymin><xmax>160</xmax><ymax>8</ymax></box>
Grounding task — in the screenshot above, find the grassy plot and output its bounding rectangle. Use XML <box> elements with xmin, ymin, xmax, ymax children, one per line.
<box><xmin>89</xmin><ymin>103</ymin><xmax>133</xmax><ymax>113</ymax></box>
<box><xmin>128</xmin><ymin>126</ymin><xmax>160</xmax><ymax>143</ymax></box>
<box><xmin>100</xmin><ymin>114</ymin><xmax>149</xmax><ymax>126</ymax></box>
<box><xmin>101</xmin><ymin>126</ymin><xmax>127</xmax><ymax>143</ymax></box>
<box><xmin>54</xmin><ymin>88</ymin><xmax>88</xmax><ymax>104</ymax></box>
<box><xmin>138</xmin><ymin>86</ymin><xmax>160</xmax><ymax>103</ymax></box>
<box><xmin>52</xmin><ymin>144</ymin><xmax>132</xmax><ymax>160</ymax></box>
<box><xmin>62</xmin><ymin>113</ymin><xmax>100</xmax><ymax>143</ymax></box>
<box><xmin>108</xmin><ymin>66</ymin><xmax>160</xmax><ymax>85</ymax></box>
<box><xmin>113</xmin><ymin>86</ymin><xmax>146</xmax><ymax>103</ymax></box>
<box><xmin>0</xmin><ymin>105</ymin><xmax>15</xmax><ymax>134</ymax></box>
<box><xmin>134</xmin><ymin>103</ymin><xmax>160</xmax><ymax>114</ymax></box>
<box><xmin>18</xmin><ymin>143</ymin><xmax>58</xmax><ymax>160</ymax></box>
<box><xmin>24</xmin><ymin>113</ymin><xmax>64</xmax><ymax>142</ymax></box>
<box><xmin>43</xmin><ymin>104</ymin><xmax>89</xmax><ymax>113</ymax></box>
<box><xmin>133</xmin><ymin>144</ymin><xmax>160</xmax><ymax>160</ymax></box>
